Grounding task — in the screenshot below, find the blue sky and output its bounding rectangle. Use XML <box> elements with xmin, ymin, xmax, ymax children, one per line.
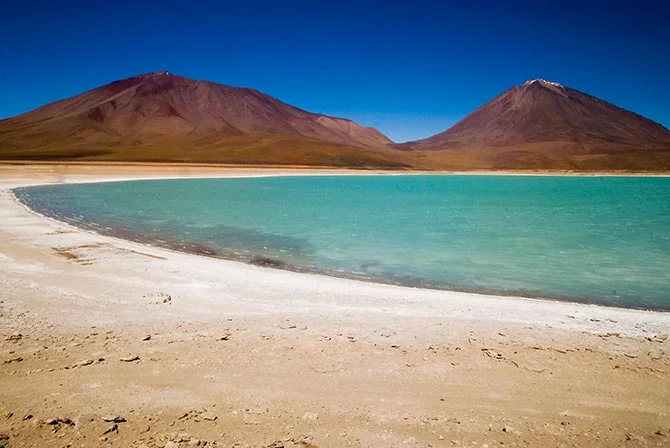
<box><xmin>1</xmin><ymin>0</ymin><xmax>668</xmax><ymax>142</ymax></box>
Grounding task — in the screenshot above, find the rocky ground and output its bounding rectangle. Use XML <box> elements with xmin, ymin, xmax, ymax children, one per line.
<box><xmin>2</xmin><ymin>296</ymin><xmax>669</xmax><ymax>447</ymax></box>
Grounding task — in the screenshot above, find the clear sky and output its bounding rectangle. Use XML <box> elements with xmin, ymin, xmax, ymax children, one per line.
<box><xmin>1</xmin><ymin>0</ymin><xmax>668</xmax><ymax>142</ymax></box>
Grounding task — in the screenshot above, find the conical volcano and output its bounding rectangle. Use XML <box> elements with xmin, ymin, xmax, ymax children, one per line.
<box><xmin>403</xmin><ymin>79</ymin><xmax>670</xmax><ymax>170</ymax></box>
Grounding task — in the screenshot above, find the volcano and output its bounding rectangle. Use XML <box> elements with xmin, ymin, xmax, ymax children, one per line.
<box><xmin>3</xmin><ymin>75</ymin><xmax>669</xmax><ymax>171</ymax></box>
<box><xmin>0</xmin><ymin>71</ymin><xmax>405</xmax><ymax>167</ymax></box>
<box><xmin>402</xmin><ymin>79</ymin><xmax>670</xmax><ymax>170</ymax></box>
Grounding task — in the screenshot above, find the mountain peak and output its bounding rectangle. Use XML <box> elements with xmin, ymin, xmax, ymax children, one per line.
<box><xmin>403</xmin><ymin>79</ymin><xmax>670</xmax><ymax>170</ymax></box>
<box><xmin>523</xmin><ymin>79</ymin><xmax>564</xmax><ymax>88</ymax></box>
<box><xmin>136</xmin><ymin>70</ymin><xmax>173</xmax><ymax>79</ymax></box>
<box><xmin>0</xmin><ymin>71</ymin><xmax>396</xmax><ymax>165</ymax></box>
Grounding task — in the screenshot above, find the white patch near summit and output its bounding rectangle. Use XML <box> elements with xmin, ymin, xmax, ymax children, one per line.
<box><xmin>524</xmin><ymin>79</ymin><xmax>564</xmax><ymax>88</ymax></box>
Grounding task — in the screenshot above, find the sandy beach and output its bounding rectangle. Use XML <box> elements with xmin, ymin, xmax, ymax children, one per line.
<box><xmin>1</xmin><ymin>163</ymin><xmax>669</xmax><ymax>448</ymax></box>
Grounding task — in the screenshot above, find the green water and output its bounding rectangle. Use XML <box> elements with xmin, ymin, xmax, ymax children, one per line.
<box><xmin>14</xmin><ymin>175</ymin><xmax>670</xmax><ymax>310</ymax></box>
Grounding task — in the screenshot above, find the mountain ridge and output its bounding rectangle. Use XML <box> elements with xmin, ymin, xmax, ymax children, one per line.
<box><xmin>1</xmin><ymin>71</ymin><xmax>392</xmax><ymax>147</ymax></box>
<box><xmin>0</xmin><ymin>71</ymin><xmax>407</xmax><ymax>168</ymax></box>
<box><xmin>2</xmin><ymin>73</ymin><xmax>670</xmax><ymax>170</ymax></box>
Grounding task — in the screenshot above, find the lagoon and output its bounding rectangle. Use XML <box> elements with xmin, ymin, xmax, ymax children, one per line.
<box><xmin>14</xmin><ymin>175</ymin><xmax>670</xmax><ymax>310</ymax></box>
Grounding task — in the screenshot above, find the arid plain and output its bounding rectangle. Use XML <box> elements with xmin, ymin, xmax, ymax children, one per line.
<box><xmin>1</xmin><ymin>164</ymin><xmax>669</xmax><ymax>448</ymax></box>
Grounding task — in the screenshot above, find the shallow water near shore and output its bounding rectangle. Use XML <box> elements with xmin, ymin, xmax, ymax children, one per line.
<box><xmin>14</xmin><ymin>175</ymin><xmax>670</xmax><ymax>310</ymax></box>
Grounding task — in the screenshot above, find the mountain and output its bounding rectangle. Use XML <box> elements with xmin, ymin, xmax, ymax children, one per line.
<box><xmin>3</xmin><ymin>74</ymin><xmax>669</xmax><ymax>171</ymax></box>
<box><xmin>0</xmin><ymin>71</ymin><xmax>405</xmax><ymax>167</ymax></box>
<box><xmin>402</xmin><ymin>79</ymin><xmax>670</xmax><ymax>170</ymax></box>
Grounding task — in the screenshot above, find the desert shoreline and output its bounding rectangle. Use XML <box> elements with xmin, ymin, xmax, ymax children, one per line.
<box><xmin>8</xmin><ymin>177</ymin><xmax>670</xmax><ymax>315</ymax></box>
<box><xmin>2</xmin><ymin>159</ymin><xmax>670</xmax><ymax>177</ymax></box>
<box><xmin>6</xmin><ymin>163</ymin><xmax>670</xmax><ymax>316</ymax></box>
<box><xmin>1</xmin><ymin>163</ymin><xmax>669</xmax><ymax>448</ymax></box>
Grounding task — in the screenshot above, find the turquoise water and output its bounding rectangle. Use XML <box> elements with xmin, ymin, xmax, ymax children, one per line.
<box><xmin>14</xmin><ymin>175</ymin><xmax>670</xmax><ymax>310</ymax></box>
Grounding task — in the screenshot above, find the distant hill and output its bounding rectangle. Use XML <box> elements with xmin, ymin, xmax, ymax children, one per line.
<box><xmin>0</xmin><ymin>71</ymin><xmax>406</xmax><ymax>168</ymax></box>
<box><xmin>401</xmin><ymin>79</ymin><xmax>670</xmax><ymax>170</ymax></box>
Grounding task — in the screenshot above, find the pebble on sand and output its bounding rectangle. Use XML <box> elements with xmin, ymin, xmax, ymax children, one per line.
<box><xmin>201</xmin><ymin>412</ymin><xmax>217</xmax><ymax>421</ymax></box>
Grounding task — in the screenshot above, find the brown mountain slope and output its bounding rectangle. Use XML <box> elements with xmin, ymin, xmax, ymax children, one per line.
<box><xmin>401</xmin><ymin>79</ymin><xmax>670</xmax><ymax>170</ymax></box>
<box><xmin>0</xmin><ymin>71</ymin><xmax>405</xmax><ymax>167</ymax></box>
